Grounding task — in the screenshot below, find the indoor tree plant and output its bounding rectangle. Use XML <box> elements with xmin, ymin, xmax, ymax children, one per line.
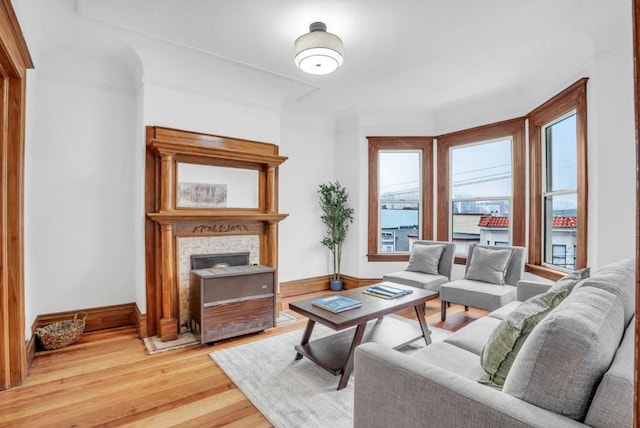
<box><xmin>318</xmin><ymin>181</ymin><xmax>355</xmax><ymax>291</ymax></box>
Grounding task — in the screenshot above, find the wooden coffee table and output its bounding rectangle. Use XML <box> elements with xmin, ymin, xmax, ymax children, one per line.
<box><xmin>288</xmin><ymin>283</ymin><xmax>438</xmax><ymax>390</ymax></box>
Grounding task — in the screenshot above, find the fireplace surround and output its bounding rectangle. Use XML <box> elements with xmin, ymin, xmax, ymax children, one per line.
<box><xmin>145</xmin><ymin>126</ymin><xmax>288</xmax><ymax>341</ymax></box>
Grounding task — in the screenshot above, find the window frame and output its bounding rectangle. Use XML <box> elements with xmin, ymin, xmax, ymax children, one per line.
<box><xmin>436</xmin><ymin>118</ymin><xmax>526</xmax><ymax>263</ymax></box>
<box><xmin>528</xmin><ymin>78</ymin><xmax>588</xmax><ymax>280</ymax></box>
<box><xmin>367</xmin><ymin>137</ymin><xmax>434</xmax><ymax>261</ymax></box>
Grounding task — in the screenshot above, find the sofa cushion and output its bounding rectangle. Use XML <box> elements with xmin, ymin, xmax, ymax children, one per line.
<box><xmin>440</xmin><ymin>279</ymin><xmax>517</xmax><ymax>311</ymax></box>
<box><xmin>584</xmin><ymin>318</ymin><xmax>634</xmax><ymax>428</ymax></box>
<box><xmin>406</xmin><ymin>243</ymin><xmax>445</xmax><ymax>275</ymax></box>
<box><xmin>410</xmin><ymin>341</ymin><xmax>485</xmax><ymax>381</ymax></box>
<box><xmin>443</xmin><ymin>316</ymin><xmax>502</xmax><ymax>356</ymax></box>
<box><xmin>573</xmin><ymin>258</ymin><xmax>635</xmax><ymax>327</ymax></box>
<box><xmin>487</xmin><ymin>301</ymin><xmax>521</xmax><ymax>320</ymax></box>
<box><xmin>464</xmin><ymin>246</ymin><xmax>513</xmax><ymax>285</ymax></box>
<box><xmin>479</xmin><ymin>268</ymin><xmax>591</xmax><ymax>387</ymax></box>
<box><xmin>382</xmin><ymin>271</ymin><xmax>448</xmax><ymax>292</ymax></box>
<box><xmin>503</xmin><ymin>286</ymin><xmax>625</xmax><ymax>421</ymax></box>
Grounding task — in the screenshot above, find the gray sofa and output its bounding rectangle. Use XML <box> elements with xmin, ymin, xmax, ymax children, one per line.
<box><xmin>354</xmin><ymin>259</ymin><xmax>635</xmax><ymax>428</ymax></box>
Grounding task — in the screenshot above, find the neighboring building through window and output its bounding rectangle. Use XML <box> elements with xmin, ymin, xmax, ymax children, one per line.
<box><xmin>478</xmin><ymin>216</ymin><xmax>576</xmax><ymax>268</ymax></box>
<box><xmin>450</xmin><ymin>138</ymin><xmax>512</xmax><ymax>256</ymax></box>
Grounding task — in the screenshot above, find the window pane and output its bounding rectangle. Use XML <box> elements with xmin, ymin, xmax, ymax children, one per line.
<box><xmin>452</xmin><ymin>199</ymin><xmax>510</xmax><ymax>255</ymax></box>
<box><xmin>380</xmin><ymin>202</ymin><xmax>419</xmax><ymax>252</ymax></box>
<box><xmin>451</xmin><ymin>139</ymin><xmax>511</xmax><ymax>199</ymax></box>
<box><xmin>545</xmin><ymin>114</ymin><xmax>577</xmax><ymax>192</ymax></box>
<box><xmin>379</xmin><ymin>151</ymin><xmax>420</xmax><ymax>252</ymax></box>
<box><xmin>543</xmin><ymin>193</ymin><xmax>577</xmax><ymax>269</ymax></box>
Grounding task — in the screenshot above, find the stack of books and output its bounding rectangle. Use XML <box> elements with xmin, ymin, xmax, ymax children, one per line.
<box><xmin>312</xmin><ymin>295</ymin><xmax>362</xmax><ymax>313</ymax></box>
<box><xmin>363</xmin><ymin>283</ymin><xmax>413</xmax><ymax>299</ymax></box>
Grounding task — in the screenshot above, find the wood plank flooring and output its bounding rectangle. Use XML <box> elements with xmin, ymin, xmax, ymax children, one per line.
<box><xmin>0</xmin><ymin>294</ymin><xmax>486</xmax><ymax>427</ymax></box>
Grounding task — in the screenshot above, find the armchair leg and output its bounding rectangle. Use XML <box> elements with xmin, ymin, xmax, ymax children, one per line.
<box><xmin>441</xmin><ymin>300</ymin><xmax>447</xmax><ymax>321</ymax></box>
<box><xmin>464</xmin><ymin>306</ymin><xmax>469</xmax><ymax>311</ymax></box>
<box><xmin>447</xmin><ymin>302</ymin><xmax>451</xmax><ymax>308</ymax></box>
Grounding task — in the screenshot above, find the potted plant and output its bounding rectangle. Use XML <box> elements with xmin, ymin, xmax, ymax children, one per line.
<box><xmin>318</xmin><ymin>181</ymin><xmax>355</xmax><ymax>291</ymax></box>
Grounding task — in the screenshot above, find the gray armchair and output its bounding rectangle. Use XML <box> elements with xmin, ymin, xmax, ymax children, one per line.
<box><xmin>439</xmin><ymin>244</ymin><xmax>527</xmax><ymax>321</ymax></box>
<box><xmin>383</xmin><ymin>240</ymin><xmax>456</xmax><ymax>292</ymax></box>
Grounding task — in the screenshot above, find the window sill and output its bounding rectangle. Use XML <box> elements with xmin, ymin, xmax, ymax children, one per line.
<box><xmin>525</xmin><ymin>264</ymin><xmax>566</xmax><ymax>281</ymax></box>
<box><xmin>367</xmin><ymin>254</ymin><xmax>410</xmax><ymax>262</ymax></box>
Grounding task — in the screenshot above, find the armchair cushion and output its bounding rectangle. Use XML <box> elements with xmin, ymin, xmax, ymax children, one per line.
<box><xmin>440</xmin><ymin>279</ymin><xmax>516</xmax><ymax>312</ymax></box>
<box><xmin>406</xmin><ymin>243</ymin><xmax>445</xmax><ymax>275</ymax></box>
<box><xmin>465</xmin><ymin>246</ymin><xmax>513</xmax><ymax>285</ymax></box>
<box><xmin>382</xmin><ymin>270</ymin><xmax>448</xmax><ymax>292</ymax></box>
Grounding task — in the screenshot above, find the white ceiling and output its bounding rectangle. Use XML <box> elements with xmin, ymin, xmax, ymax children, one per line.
<box><xmin>78</xmin><ymin>0</ymin><xmax>631</xmax><ymax>115</ymax></box>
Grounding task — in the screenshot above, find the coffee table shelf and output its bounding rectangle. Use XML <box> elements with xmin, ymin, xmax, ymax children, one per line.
<box><xmin>289</xmin><ymin>283</ymin><xmax>438</xmax><ymax>389</ymax></box>
<box><xmin>294</xmin><ymin>316</ymin><xmax>423</xmax><ymax>375</ymax></box>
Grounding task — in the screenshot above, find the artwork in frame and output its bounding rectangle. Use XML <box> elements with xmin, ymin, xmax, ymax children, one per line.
<box><xmin>177</xmin><ymin>182</ymin><xmax>227</xmax><ymax>208</ymax></box>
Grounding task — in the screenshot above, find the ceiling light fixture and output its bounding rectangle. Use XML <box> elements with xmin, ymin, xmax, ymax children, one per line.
<box><xmin>294</xmin><ymin>22</ymin><xmax>343</xmax><ymax>75</ymax></box>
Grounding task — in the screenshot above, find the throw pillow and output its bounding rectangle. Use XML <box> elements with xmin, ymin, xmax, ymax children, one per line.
<box><xmin>464</xmin><ymin>246</ymin><xmax>513</xmax><ymax>285</ymax></box>
<box><xmin>406</xmin><ymin>244</ymin><xmax>445</xmax><ymax>275</ymax></box>
<box><xmin>502</xmin><ymin>286</ymin><xmax>624</xmax><ymax>421</ymax></box>
<box><xmin>479</xmin><ymin>268</ymin><xmax>591</xmax><ymax>388</ymax></box>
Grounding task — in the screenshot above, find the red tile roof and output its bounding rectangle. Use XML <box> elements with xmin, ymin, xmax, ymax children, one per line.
<box><xmin>478</xmin><ymin>216</ymin><xmax>509</xmax><ymax>227</ymax></box>
<box><xmin>478</xmin><ymin>216</ymin><xmax>577</xmax><ymax>228</ymax></box>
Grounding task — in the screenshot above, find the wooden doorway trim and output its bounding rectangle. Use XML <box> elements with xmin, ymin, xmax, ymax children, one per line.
<box><xmin>0</xmin><ymin>0</ymin><xmax>33</xmax><ymax>390</ymax></box>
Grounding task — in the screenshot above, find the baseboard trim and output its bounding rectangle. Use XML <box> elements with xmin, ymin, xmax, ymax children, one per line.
<box><xmin>280</xmin><ymin>275</ymin><xmax>331</xmax><ymax>297</ymax></box>
<box><xmin>34</xmin><ymin>303</ymin><xmax>137</xmax><ymax>333</ymax></box>
<box><xmin>133</xmin><ymin>305</ymin><xmax>148</xmax><ymax>338</ymax></box>
<box><xmin>340</xmin><ymin>274</ymin><xmax>382</xmax><ymax>289</ymax></box>
<box><xmin>280</xmin><ymin>274</ymin><xmax>383</xmax><ymax>296</ymax></box>
<box><xmin>25</xmin><ymin>328</ymin><xmax>36</xmax><ymax>373</ymax></box>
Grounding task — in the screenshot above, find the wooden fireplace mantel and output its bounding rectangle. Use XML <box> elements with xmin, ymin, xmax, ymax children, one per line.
<box><xmin>145</xmin><ymin>126</ymin><xmax>288</xmax><ymax>341</ymax></box>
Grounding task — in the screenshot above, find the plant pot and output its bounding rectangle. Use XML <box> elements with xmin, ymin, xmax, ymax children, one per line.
<box><xmin>330</xmin><ymin>279</ymin><xmax>343</xmax><ymax>291</ymax></box>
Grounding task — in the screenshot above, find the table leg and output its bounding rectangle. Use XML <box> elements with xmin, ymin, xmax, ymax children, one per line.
<box><xmin>414</xmin><ymin>305</ymin><xmax>432</xmax><ymax>345</ymax></box>
<box><xmin>294</xmin><ymin>319</ymin><xmax>316</xmax><ymax>360</ymax></box>
<box><xmin>337</xmin><ymin>323</ymin><xmax>367</xmax><ymax>390</ymax></box>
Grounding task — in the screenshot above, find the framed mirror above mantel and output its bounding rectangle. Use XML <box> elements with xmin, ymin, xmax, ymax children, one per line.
<box><xmin>145</xmin><ymin>126</ymin><xmax>288</xmax><ymax>341</ymax></box>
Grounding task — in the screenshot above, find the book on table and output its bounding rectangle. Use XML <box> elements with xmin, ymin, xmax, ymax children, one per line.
<box><xmin>363</xmin><ymin>282</ymin><xmax>414</xmax><ymax>299</ymax></box>
<box><xmin>311</xmin><ymin>295</ymin><xmax>362</xmax><ymax>313</ymax></box>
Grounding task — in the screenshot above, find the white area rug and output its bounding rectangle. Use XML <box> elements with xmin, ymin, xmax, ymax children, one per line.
<box><xmin>210</xmin><ymin>317</ymin><xmax>451</xmax><ymax>428</ymax></box>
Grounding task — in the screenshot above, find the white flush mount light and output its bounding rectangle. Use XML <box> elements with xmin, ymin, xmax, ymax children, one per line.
<box><xmin>294</xmin><ymin>22</ymin><xmax>344</xmax><ymax>75</ymax></box>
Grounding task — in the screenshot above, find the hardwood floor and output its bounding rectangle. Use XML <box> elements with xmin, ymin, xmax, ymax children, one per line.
<box><xmin>0</xmin><ymin>294</ymin><xmax>486</xmax><ymax>427</ymax></box>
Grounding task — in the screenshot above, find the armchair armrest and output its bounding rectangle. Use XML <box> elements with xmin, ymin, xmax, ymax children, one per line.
<box><xmin>516</xmin><ymin>280</ymin><xmax>553</xmax><ymax>301</ymax></box>
<box><xmin>354</xmin><ymin>343</ymin><xmax>584</xmax><ymax>428</ymax></box>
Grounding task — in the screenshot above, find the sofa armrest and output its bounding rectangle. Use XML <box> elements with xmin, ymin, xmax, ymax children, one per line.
<box><xmin>354</xmin><ymin>343</ymin><xmax>585</xmax><ymax>428</ymax></box>
<box><xmin>516</xmin><ymin>280</ymin><xmax>553</xmax><ymax>301</ymax></box>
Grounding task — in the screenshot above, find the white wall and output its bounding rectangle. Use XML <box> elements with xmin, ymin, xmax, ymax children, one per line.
<box><xmin>278</xmin><ymin>111</ymin><xmax>336</xmax><ymax>281</ymax></box>
<box><xmin>24</xmin><ymin>46</ymin><xmax>141</xmax><ymax>325</ymax></box>
<box><xmin>586</xmin><ymin>44</ymin><xmax>636</xmax><ymax>267</ymax></box>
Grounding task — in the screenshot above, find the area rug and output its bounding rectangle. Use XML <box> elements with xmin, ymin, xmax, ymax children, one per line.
<box><xmin>210</xmin><ymin>317</ymin><xmax>451</xmax><ymax>428</ymax></box>
<box><xmin>143</xmin><ymin>312</ymin><xmax>298</xmax><ymax>354</ymax></box>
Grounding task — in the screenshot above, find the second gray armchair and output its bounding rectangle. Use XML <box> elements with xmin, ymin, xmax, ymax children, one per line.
<box><xmin>439</xmin><ymin>243</ymin><xmax>527</xmax><ymax>321</ymax></box>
